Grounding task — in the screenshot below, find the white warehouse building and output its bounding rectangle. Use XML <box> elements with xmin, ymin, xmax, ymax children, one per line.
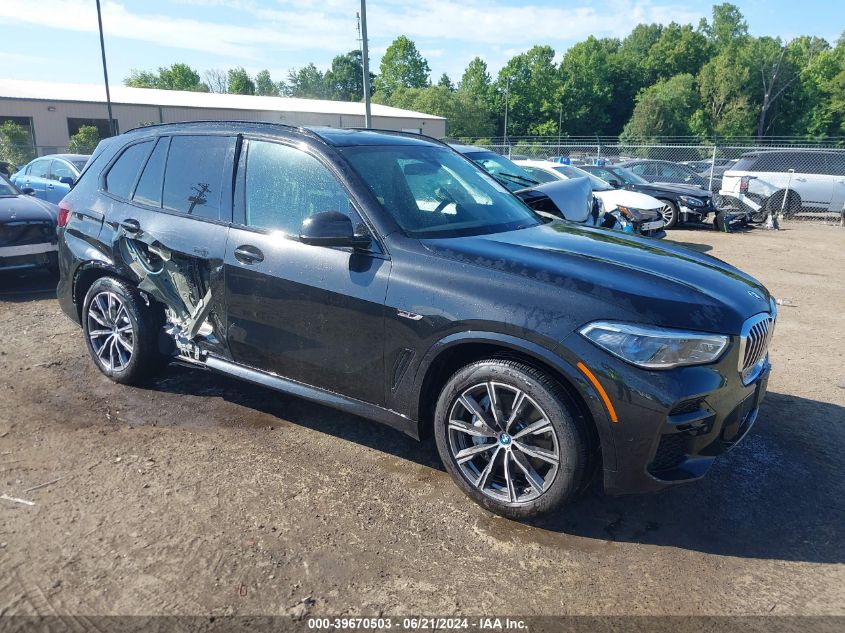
<box><xmin>0</xmin><ymin>79</ymin><xmax>446</xmax><ymax>154</ymax></box>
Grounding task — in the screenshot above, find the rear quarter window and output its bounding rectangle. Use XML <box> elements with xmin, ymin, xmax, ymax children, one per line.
<box><xmin>162</xmin><ymin>135</ymin><xmax>235</xmax><ymax>221</ymax></box>
<box><xmin>105</xmin><ymin>141</ymin><xmax>154</xmax><ymax>199</ymax></box>
<box><xmin>730</xmin><ymin>156</ymin><xmax>758</xmax><ymax>172</ymax></box>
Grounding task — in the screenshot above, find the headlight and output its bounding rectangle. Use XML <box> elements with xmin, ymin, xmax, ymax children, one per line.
<box><xmin>615</xmin><ymin>205</ymin><xmax>642</xmax><ymax>220</ymax></box>
<box><xmin>579</xmin><ymin>321</ymin><xmax>729</xmax><ymax>369</ymax></box>
<box><xmin>679</xmin><ymin>195</ymin><xmax>704</xmax><ymax>207</ymax></box>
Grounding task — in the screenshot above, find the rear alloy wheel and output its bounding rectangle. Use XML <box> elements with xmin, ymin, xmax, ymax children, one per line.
<box><xmin>659</xmin><ymin>200</ymin><xmax>679</xmax><ymax>229</ymax></box>
<box><xmin>82</xmin><ymin>276</ymin><xmax>165</xmax><ymax>385</ymax></box>
<box><xmin>434</xmin><ymin>359</ymin><xmax>589</xmax><ymax>519</ymax></box>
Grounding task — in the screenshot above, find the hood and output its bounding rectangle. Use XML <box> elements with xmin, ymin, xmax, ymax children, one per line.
<box><xmin>594</xmin><ymin>189</ymin><xmax>663</xmax><ymax>211</ymax></box>
<box><xmin>0</xmin><ymin>194</ymin><xmax>59</xmax><ymax>224</ymax></box>
<box><xmin>517</xmin><ymin>177</ymin><xmax>593</xmax><ymax>222</ymax></box>
<box><xmin>422</xmin><ymin>221</ymin><xmax>771</xmax><ymax>335</ymax></box>
<box><xmin>629</xmin><ymin>182</ymin><xmax>712</xmax><ymax>198</ymax></box>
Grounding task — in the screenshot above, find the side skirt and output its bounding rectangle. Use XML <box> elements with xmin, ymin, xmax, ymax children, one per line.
<box><xmin>204</xmin><ymin>356</ymin><xmax>419</xmax><ymax>439</ymax></box>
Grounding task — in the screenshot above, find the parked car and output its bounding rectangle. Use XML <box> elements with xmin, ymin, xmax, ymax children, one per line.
<box><xmin>580</xmin><ymin>164</ymin><xmax>719</xmax><ymax>228</ymax></box>
<box><xmin>719</xmin><ymin>150</ymin><xmax>845</xmax><ymax>218</ymax></box>
<box><xmin>58</xmin><ymin>122</ymin><xmax>776</xmax><ymax>519</ymax></box>
<box><xmin>10</xmin><ymin>154</ymin><xmax>90</xmax><ymax>204</ymax></box>
<box><xmin>450</xmin><ymin>145</ymin><xmax>661</xmax><ymax>237</ymax></box>
<box><xmin>515</xmin><ymin>160</ymin><xmax>666</xmax><ymax>238</ymax></box>
<box><xmin>0</xmin><ymin>173</ymin><xmax>60</xmax><ymax>273</ymax></box>
<box><xmin>617</xmin><ymin>159</ymin><xmax>711</xmax><ymax>190</ymax></box>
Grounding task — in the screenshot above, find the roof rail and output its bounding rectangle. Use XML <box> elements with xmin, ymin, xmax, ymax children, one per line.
<box><xmin>347</xmin><ymin>127</ymin><xmax>449</xmax><ymax>147</ymax></box>
<box><xmin>123</xmin><ymin>119</ymin><xmax>326</xmax><ymax>144</ymax></box>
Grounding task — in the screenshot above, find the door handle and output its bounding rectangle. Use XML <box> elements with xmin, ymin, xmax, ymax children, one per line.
<box><xmin>47</xmin><ymin>184</ymin><xmax>55</xmax><ymax>189</ymax></box>
<box><xmin>120</xmin><ymin>218</ymin><xmax>141</xmax><ymax>233</ymax></box>
<box><xmin>234</xmin><ymin>244</ymin><xmax>264</xmax><ymax>265</ymax></box>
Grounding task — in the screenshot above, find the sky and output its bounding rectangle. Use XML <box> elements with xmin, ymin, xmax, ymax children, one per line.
<box><xmin>0</xmin><ymin>0</ymin><xmax>842</xmax><ymax>89</ymax></box>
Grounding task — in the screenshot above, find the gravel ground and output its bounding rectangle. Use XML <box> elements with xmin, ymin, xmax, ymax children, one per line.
<box><xmin>0</xmin><ymin>222</ymin><xmax>843</xmax><ymax>618</ymax></box>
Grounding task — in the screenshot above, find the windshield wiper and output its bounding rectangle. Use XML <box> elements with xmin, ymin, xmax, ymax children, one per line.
<box><xmin>494</xmin><ymin>172</ymin><xmax>539</xmax><ymax>187</ymax></box>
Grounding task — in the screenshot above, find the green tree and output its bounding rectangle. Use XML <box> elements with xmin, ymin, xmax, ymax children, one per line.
<box><xmin>374</xmin><ymin>36</ymin><xmax>431</xmax><ymax>99</ymax></box>
<box><xmin>227</xmin><ymin>67</ymin><xmax>255</xmax><ymax>95</ymax></box>
<box><xmin>621</xmin><ymin>74</ymin><xmax>700</xmax><ymax>142</ymax></box>
<box><xmin>387</xmin><ymin>86</ymin><xmax>495</xmax><ymax>138</ymax></box>
<box><xmin>284</xmin><ymin>64</ymin><xmax>328</xmax><ymax>99</ymax></box>
<box><xmin>437</xmin><ymin>73</ymin><xmax>454</xmax><ymax>91</ymax></box>
<box><xmin>621</xmin><ymin>23</ymin><xmax>664</xmax><ymax>66</ymax></box>
<box><xmin>125</xmin><ymin>63</ymin><xmax>208</xmax><ymax>92</ymax></box>
<box><xmin>0</xmin><ymin>121</ymin><xmax>35</xmax><ymax>167</ymax></box>
<box><xmin>459</xmin><ymin>57</ymin><xmax>493</xmax><ymax>102</ymax></box>
<box><xmin>699</xmin><ymin>2</ymin><xmax>749</xmax><ymax>48</ymax></box>
<box><xmin>493</xmin><ymin>45</ymin><xmax>562</xmax><ymax>137</ymax></box>
<box><xmin>559</xmin><ymin>37</ymin><xmax>640</xmax><ymax>135</ymax></box>
<box><xmin>67</xmin><ymin>125</ymin><xmax>101</xmax><ymax>154</ymax></box>
<box><xmin>800</xmin><ymin>35</ymin><xmax>845</xmax><ymax>136</ymax></box>
<box><xmin>324</xmin><ymin>51</ymin><xmax>371</xmax><ymax>101</ymax></box>
<box><xmin>254</xmin><ymin>70</ymin><xmax>278</xmax><ymax>96</ymax></box>
<box><xmin>644</xmin><ymin>23</ymin><xmax>711</xmax><ymax>82</ymax></box>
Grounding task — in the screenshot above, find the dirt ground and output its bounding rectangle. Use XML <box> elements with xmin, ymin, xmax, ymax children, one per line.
<box><xmin>0</xmin><ymin>222</ymin><xmax>843</xmax><ymax>619</ymax></box>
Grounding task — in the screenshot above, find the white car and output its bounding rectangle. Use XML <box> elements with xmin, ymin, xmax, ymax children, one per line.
<box><xmin>719</xmin><ymin>150</ymin><xmax>845</xmax><ymax>218</ymax></box>
<box><xmin>515</xmin><ymin>160</ymin><xmax>667</xmax><ymax>231</ymax></box>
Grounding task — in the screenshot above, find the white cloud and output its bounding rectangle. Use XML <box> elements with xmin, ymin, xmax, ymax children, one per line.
<box><xmin>0</xmin><ymin>0</ymin><xmax>709</xmax><ymax>82</ymax></box>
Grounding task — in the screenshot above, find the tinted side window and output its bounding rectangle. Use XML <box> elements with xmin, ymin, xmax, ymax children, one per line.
<box><xmin>30</xmin><ymin>159</ymin><xmax>50</xmax><ymax>179</ymax></box>
<box><xmin>162</xmin><ymin>135</ymin><xmax>235</xmax><ymax>220</ymax></box>
<box><xmin>50</xmin><ymin>160</ymin><xmax>74</xmax><ymax>182</ymax></box>
<box><xmin>629</xmin><ymin>164</ymin><xmax>651</xmax><ymax>176</ymax></box>
<box><xmin>133</xmin><ymin>137</ymin><xmax>169</xmax><ymax>207</ymax></box>
<box><xmin>732</xmin><ymin>156</ymin><xmax>757</xmax><ymax>171</ymax></box>
<box><xmin>754</xmin><ymin>153</ymin><xmax>792</xmax><ymax>172</ymax></box>
<box><xmin>105</xmin><ymin>141</ymin><xmax>153</xmax><ymax>199</ymax></box>
<box><xmin>244</xmin><ymin>141</ymin><xmax>352</xmax><ymax>235</ymax></box>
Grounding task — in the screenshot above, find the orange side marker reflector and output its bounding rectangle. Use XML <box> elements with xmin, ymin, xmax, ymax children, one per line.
<box><xmin>577</xmin><ymin>362</ymin><xmax>619</xmax><ymax>424</ymax></box>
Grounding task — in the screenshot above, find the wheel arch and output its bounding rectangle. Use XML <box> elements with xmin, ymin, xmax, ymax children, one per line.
<box><xmin>73</xmin><ymin>262</ymin><xmax>137</xmax><ymax>321</ymax></box>
<box><xmin>411</xmin><ymin>332</ymin><xmax>615</xmax><ymax>471</ymax></box>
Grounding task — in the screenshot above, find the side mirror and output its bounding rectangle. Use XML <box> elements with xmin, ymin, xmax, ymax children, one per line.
<box><xmin>58</xmin><ymin>176</ymin><xmax>75</xmax><ymax>186</ymax></box>
<box><xmin>300</xmin><ymin>211</ymin><xmax>371</xmax><ymax>249</ymax></box>
<box><xmin>21</xmin><ymin>187</ymin><xmax>35</xmax><ymax>195</ymax></box>
<box><xmin>608</xmin><ymin>179</ymin><xmax>621</xmax><ymax>188</ymax></box>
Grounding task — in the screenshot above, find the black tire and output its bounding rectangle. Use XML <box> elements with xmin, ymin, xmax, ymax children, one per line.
<box><xmin>433</xmin><ymin>359</ymin><xmax>590</xmax><ymax>520</ymax></box>
<box><xmin>766</xmin><ymin>190</ymin><xmax>801</xmax><ymax>219</ymax></box>
<box><xmin>658</xmin><ymin>199</ymin><xmax>679</xmax><ymax>229</ymax></box>
<box><xmin>82</xmin><ymin>276</ymin><xmax>165</xmax><ymax>385</ymax></box>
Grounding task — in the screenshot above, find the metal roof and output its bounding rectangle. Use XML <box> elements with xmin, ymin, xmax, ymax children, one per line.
<box><xmin>0</xmin><ymin>79</ymin><xmax>445</xmax><ymax>121</ymax></box>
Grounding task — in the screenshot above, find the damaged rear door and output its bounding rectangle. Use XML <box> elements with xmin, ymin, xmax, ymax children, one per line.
<box><xmin>103</xmin><ymin>133</ymin><xmax>237</xmax><ymax>360</ymax></box>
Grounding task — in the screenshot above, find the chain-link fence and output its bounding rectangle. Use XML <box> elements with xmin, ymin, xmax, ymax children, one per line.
<box><xmin>458</xmin><ymin>138</ymin><xmax>845</xmax><ymax>224</ymax></box>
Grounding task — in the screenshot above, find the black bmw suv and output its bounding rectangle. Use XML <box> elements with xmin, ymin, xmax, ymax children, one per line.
<box><xmin>57</xmin><ymin>122</ymin><xmax>776</xmax><ymax>519</ymax></box>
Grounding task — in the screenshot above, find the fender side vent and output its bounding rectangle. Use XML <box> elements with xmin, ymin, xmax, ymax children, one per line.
<box><xmin>391</xmin><ymin>348</ymin><xmax>415</xmax><ymax>391</ymax></box>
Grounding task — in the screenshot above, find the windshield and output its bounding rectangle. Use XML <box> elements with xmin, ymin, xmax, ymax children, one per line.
<box><xmin>609</xmin><ymin>166</ymin><xmax>649</xmax><ymax>185</ymax></box>
<box><xmin>463</xmin><ymin>151</ymin><xmax>539</xmax><ymax>191</ymax></box>
<box><xmin>0</xmin><ymin>174</ymin><xmax>19</xmax><ymax>196</ymax></box>
<box><xmin>340</xmin><ymin>145</ymin><xmax>542</xmax><ymax>239</ymax></box>
<box><xmin>71</xmin><ymin>159</ymin><xmax>88</xmax><ymax>172</ymax></box>
<box><xmin>552</xmin><ymin>165</ymin><xmax>614</xmax><ymax>191</ymax></box>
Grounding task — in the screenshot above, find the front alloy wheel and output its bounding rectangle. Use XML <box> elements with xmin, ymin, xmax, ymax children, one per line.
<box><xmin>448</xmin><ymin>382</ymin><xmax>559</xmax><ymax>504</ymax></box>
<box><xmin>434</xmin><ymin>359</ymin><xmax>590</xmax><ymax>519</ymax></box>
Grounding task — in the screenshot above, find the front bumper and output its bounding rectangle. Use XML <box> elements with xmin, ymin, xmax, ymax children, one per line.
<box><xmin>561</xmin><ymin>333</ymin><xmax>771</xmax><ymax>496</ymax></box>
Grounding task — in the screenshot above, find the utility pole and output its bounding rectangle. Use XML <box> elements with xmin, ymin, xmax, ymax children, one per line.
<box><xmin>358</xmin><ymin>1</ymin><xmax>372</xmax><ymax>129</ymax></box>
<box><xmin>95</xmin><ymin>0</ymin><xmax>116</xmax><ymax>136</ymax></box>
<box><xmin>557</xmin><ymin>103</ymin><xmax>563</xmax><ymax>147</ymax></box>
<box><xmin>503</xmin><ymin>76</ymin><xmax>511</xmax><ymax>150</ymax></box>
